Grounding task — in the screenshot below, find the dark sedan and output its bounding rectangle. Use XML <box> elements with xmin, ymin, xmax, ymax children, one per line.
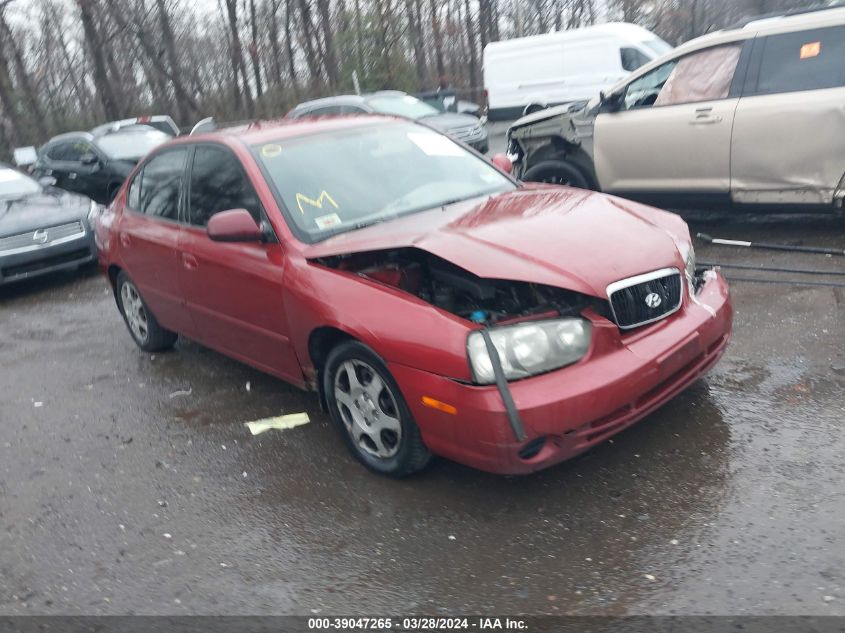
<box><xmin>0</xmin><ymin>164</ymin><xmax>98</xmax><ymax>285</ymax></box>
<box><xmin>287</xmin><ymin>91</ymin><xmax>489</xmax><ymax>154</ymax></box>
<box><xmin>32</xmin><ymin>127</ymin><xmax>170</xmax><ymax>204</ymax></box>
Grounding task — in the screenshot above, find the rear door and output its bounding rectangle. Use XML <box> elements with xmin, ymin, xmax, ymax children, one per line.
<box><xmin>116</xmin><ymin>147</ymin><xmax>194</xmax><ymax>335</ymax></box>
<box><xmin>594</xmin><ymin>42</ymin><xmax>746</xmax><ymax>197</ymax></box>
<box><xmin>731</xmin><ymin>25</ymin><xmax>845</xmax><ymax>205</ymax></box>
<box><xmin>178</xmin><ymin>144</ymin><xmax>302</xmax><ymax>383</ymax></box>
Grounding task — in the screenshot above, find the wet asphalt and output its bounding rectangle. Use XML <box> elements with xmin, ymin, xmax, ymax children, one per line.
<box><xmin>1</xmin><ymin>138</ymin><xmax>844</xmax><ymax>616</ymax></box>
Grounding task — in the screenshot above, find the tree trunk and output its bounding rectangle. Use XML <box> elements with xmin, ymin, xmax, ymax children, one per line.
<box><xmin>224</xmin><ymin>0</ymin><xmax>254</xmax><ymax>115</ymax></box>
<box><xmin>248</xmin><ymin>0</ymin><xmax>264</xmax><ymax>99</ymax></box>
<box><xmin>463</xmin><ymin>0</ymin><xmax>478</xmax><ymax>99</ymax></box>
<box><xmin>0</xmin><ymin>11</ymin><xmax>48</xmax><ymax>140</ymax></box>
<box><xmin>268</xmin><ymin>0</ymin><xmax>284</xmax><ymax>87</ymax></box>
<box><xmin>76</xmin><ymin>0</ymin><xmax>121</xmax><ymax>119</ymax></box>
<box><xmin>315</xmin><ymin>0</ymin><xmax>339</xmax><ymax>88</ymax></box>
<box><xmin>155</xmin><ymin>0</ymin><xmax>192</xmax><ymax>124</ymax></box>
<box><xmin>283</xmin><ymin>0</ymin><xmax>300</xmax><ymax>96</ymax></box>
<box><xmin>429</xmin><ymin>0</ymin><xmax>445</xmax><ymax>81</ymax></box>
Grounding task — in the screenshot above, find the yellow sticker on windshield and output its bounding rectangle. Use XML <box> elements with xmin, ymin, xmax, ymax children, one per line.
<box><xmin>261</xmin><ymin>144</ymin><xmax>282</xmax><ymax>157</ymax></box>
<box><xmin>800</xmin><ymin>41</ymin><xmax>821</xmax><ymax>59</ymax></box>
<box><xmin>296</xmin><ymin>190</ymin><xmax>339</xmax><ymax>214</ymax></box>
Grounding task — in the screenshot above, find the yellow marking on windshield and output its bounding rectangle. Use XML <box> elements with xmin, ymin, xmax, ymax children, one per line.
<box><xmin>296</xmin><ymin>190</ymin><xmax>339</xmax><ymax>214</ymax></box>
<box><xmin>261</xmin><ymin>144</ymin><xmax>283</xmax><ymax>157</ymax></box>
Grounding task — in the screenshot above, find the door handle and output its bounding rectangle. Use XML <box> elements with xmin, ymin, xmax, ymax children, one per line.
<box><xmin>68</xmin><ymin>172</ymin><xmax>77</xmax><ymax>180</ymax></box>
<box><xmin>182</xmin><ymin>253</ymin><xmax>199</xmax><ymax>271</ymax></box>
<box><xmin>120</xmin><ymin>233</ymin><xmax>131</xmax><ymax>247</ymax></box>
<box><xmin>690</xmin><ymin>116</ymin><xmax>722</xmax><ymax>125</ymax></box>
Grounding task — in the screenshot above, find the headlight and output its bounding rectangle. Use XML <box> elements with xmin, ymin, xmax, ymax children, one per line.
<box><xmin>467</xmin><ymin>318</ymin><xmax>591</xmax><ymax>384</ymax></box>
<box><xmin>679</xmin><ymin>242</ymin><xmax>696</xmax><ymax>294</ymax></box>
<box><xmin>87</xmin><ymin>199</ymin><xmax>103</xmax><ymax>226</ymax></box>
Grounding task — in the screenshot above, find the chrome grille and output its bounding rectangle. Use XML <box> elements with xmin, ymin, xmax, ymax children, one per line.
<box><xmin>607</xmin><ymin>268</ymin><xmax>683</xmax><ymax>330</ymax></box>
<box><xmin>446</xmin><ymin>123</ymin><xmax>485</xmax><ymax>143</ymax></box>
<box><xmin>0</xmin><ymin>221</ymin><xmax>85</xmax><ymax>254</ymax></box>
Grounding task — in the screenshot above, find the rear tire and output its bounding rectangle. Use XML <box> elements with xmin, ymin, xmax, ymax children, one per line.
<box><xmin>523</xmin><ymin>159</ymin><xmax>591</xmax><ymax>189</ymax></box>
<box><xmin>116</xmin><ymin>272</ymin><xmax>177</xmax><ymax>352</ymax></box>
<box><xmin>323</xmin><ymin>341</ymin><xmax>432</xmax><ymax>477</ymax></box>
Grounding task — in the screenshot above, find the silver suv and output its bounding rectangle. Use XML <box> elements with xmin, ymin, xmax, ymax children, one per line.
<box><xmin>507</xmin><ymin>5</ymin><xmax>845</xmax><ymax>210</ymax></box>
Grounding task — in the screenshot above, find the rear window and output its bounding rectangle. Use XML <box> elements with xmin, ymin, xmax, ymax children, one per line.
<box><xmin>756</xmin><ymin>26</ymin><xmax>845</xmax><ymax>94</ymax></box>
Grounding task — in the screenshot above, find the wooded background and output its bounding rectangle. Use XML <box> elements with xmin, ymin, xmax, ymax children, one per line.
<box><xmin>0</xmin><ymin>0</ymin><xmax>821</xmax><ymax>154</ymax></box>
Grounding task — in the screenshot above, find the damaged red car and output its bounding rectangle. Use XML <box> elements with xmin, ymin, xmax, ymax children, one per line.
<box><xmin>95</xmin><ymin>116</ymin><xmax>732</xmax><ymax>476</ymax></box>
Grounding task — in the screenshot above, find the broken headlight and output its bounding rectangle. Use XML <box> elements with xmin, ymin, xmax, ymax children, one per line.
<box><xmin>467</xmin><ymin>318</ymin><xmax>591</xmax><ymax>384</ymax></box>
<box><xmin>679</xmin><ymin>242</ymin><xmax>696</xmax><ymax>295</ymax></box>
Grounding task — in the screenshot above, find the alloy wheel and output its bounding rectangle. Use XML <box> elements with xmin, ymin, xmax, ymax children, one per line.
<box><xmin>120</xmin><ymin>281</ymin><xmax>149</xmax><ymax>343</ymax></box>
<box><xmin>333</xmin><ymin>359</ymin><xmax>402</xmax><ymax>459</ymax></box>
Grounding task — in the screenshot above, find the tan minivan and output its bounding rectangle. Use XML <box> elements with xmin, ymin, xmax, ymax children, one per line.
<box><xmin>507</xmin><ymin>5</ymin><xmax>845</xmax><ymax>210</ymax></box>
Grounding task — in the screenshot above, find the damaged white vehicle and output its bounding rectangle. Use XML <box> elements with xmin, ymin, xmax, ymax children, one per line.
<box><xmin>507</xmin><ymin>5</ymin><xmax>845</xmax><ymax>211</ymax></box>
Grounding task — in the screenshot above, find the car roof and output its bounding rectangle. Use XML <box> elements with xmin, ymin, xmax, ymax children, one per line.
<box><xmin>292</xmin><ymin>91</ymin><xmax>416</xmax><ymax>113</ymax></box>
<box><xmin>177</xmin><ymin>114</ymin><xmax>398</xmax><ymax>147</ymax></box>
<box><xmin>604</xmin><ymin>5</ymin><xmax>845</xmax><ymax>95</ymax></box>
<box><xmin>44</xmin><ymin>131</ymin><xmax>95</xmax><ymax>145</ymax></box>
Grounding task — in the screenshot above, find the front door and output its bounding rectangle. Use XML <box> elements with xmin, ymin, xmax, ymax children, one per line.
<box><xmin>116</xmin><ymin>147</ymin><xmax>193</xmax><ymax>335</ymax></box>
<box><xmin>594</xmin><ymin>42</ymin><xmax>745</xmax><ymax>197</ymax></box>
<box><xmin>178</xmin><ymin>143</ymin><xmax>302</xmax><ymax>384</ymax></box>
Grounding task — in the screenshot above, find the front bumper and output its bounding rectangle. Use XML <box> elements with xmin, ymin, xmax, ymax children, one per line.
<box><xmin>0</xmin><ymin>227</ymin><xmax>96</xmax><ymax>285</ymax></box>
<box><xmin>390</xmin><ymin>270</ymin><xmax>732</xmax><ymax>474</ymax></box>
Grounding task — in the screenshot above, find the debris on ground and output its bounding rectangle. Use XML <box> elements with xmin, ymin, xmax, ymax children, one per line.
<box><xmin>244</xmin><ymin>412</ymin><xmax>310</xmax><ymax>436</ymax></box>
<box><xmin>168</xmin><ymin>388</ymin><xmax>192</xmax><ymax>398</ymax></box>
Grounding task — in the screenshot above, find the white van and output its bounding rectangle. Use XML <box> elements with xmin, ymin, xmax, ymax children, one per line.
<box><xmin>483</xmin><ymin>23</ymin><xmax>672</xmax><ymax>120</ymax></box>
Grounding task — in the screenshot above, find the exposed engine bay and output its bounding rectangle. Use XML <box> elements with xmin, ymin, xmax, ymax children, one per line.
<box><xmin>314</xmin><ymin>247</ymin><xmax>605</xmax><ymax>325</ymax></box>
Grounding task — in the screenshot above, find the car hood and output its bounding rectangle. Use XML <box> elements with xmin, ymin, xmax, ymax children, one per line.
<box><xmin>303</xmin><ymin>186</ymin><xmax>685</xmax><ymax>299</ymax></box>
<box><xmin>421</xmin><ymin>112</ymin><xmax>484</xmax><ymax>132</ymax></box>
<box><xmin>0</xmin><ymin>188</ymin><xmax>90</xmax><ymax>237</ymax></box>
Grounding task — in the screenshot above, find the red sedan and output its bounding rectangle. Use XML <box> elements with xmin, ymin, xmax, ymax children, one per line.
<box><xmin>95</xmin><ymin>116</ymin><xmax>732</xmax><ymax>476</ymax></box>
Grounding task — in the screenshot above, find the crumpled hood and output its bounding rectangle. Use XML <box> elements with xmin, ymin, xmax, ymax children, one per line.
<box><xmin>0</xmin><ymin>188</ymin><xmax>90</xmax><ymax>237</ymax></box>
<box><xmin>303</xmin><ymin>186</ymin><xmax>686</xmax><ymax>299</ymax></box>
<box><xmin>508</xmin><ymin>100</ymin><xmax>590</xmax><ymax>134</ymax></box>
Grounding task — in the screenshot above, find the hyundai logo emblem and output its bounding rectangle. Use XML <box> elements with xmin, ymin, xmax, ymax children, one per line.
<box><xmin>644</xmin><ymin>292</ymin><xmax>662</xmax><ymax>308</ymax></box>
<box><xmin>32</xmin><ymin>229</ymin><xmax>49</xmax><ymax>244</ymax></box>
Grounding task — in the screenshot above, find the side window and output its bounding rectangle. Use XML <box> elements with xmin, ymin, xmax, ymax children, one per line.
<box><xmin>134</xmin><ymin>149</ymin><xmax>188</xmax><ymax>220</ymax></box>
<box><xmin>620</xmin><ymin>47</ymin><xmax>650</xmax><ymax>72</ymax></box>
<box><xmin>756</xmin><ymin>26</ymin><xmax>845</xmax><ymax>95</ymax></box>
<box><xmin>340</xmin><ymin>105</ymin><xmax>366</xmax><ymax>114</ymax></box>
<box><xmin>188</xmin><ymin>145</ymin><xmax>262</xmax><ymax>227</ymax></box>
<box><xmin>653</xmin><ymin>44</ymin><xmax>742</xmax><ymax>106</ymax></box>
<box><xmin>48</xmin><ymin>141</ymin><xmax>91</xmax><ymax>162</ymax></box>
<box><xmin>623</xmin><ymin>61</ymin><xmax>677</xmax><ymax>109</ymax></box>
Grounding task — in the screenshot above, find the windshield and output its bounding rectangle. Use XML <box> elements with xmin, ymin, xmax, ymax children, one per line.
<box><xmin>641</xmin><ymin>37</ymin><xmax>673</xmax><ymax>57</ymax></box>
<box><xmin>365</xmin><ymin>95</ymin><xmax>441</xmax><ymax>120</ymax></box>
<box><xmin>95</xmin><ymin>129</ymin><xmax>170</xmax><ymax>161</ymax></box>
<box><xmin>0</xmin><ymin>168</ymin><xmax>41</xmax><ymax>199</ymax></box>
<box><xmin>253</xmin><ymin>121</ymin><xmax>514</xmax><ymax>243</ymax></box>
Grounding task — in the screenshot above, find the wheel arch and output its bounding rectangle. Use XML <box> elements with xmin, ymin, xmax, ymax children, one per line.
<box><xmin>308</xmin><ymin>325</ymin><xmax>357</xmax><ymax>407</ymax></box>
<box><xmin>524</xmin><ymin>138</ymin><xmax>598</xmax><ymax>188</ymax></box>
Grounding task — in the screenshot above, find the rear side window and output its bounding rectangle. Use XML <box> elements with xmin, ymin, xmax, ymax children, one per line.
<box><xmin>620</xmin><ymin>47</ymin><xmax>650</xmax><ymax>72</ymax></box>
<box><xmin>188</xmin><ymin>145</ymin><xmax>262</xmax><ymax>226</ymax></box>
<box><xmin>129</xmin><ymin>148</ymin><xmax>187</xmax><ymax>220</ymax></box>
<box><xmin>756</xmin><ymin>26</ymin><xmax>845</xmax><ymax>95</ymax></box>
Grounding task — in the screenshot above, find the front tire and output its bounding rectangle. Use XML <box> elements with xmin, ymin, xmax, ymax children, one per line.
<box><xmin>116</xmin><ymin>272</ymin><xmax>177</xmax><ymax>352</ymax></box>
<box><xmin>323</xmin><ymin>341</ymin><xmax>432</xmax><ymax>477</ymax></box>
<box><xmin>523</xmin><ymin>159</ymin><xmax>591</xmax><ymax>189</ymax></box>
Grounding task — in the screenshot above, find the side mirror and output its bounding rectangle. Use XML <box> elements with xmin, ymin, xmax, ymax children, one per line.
<box><xmin>38</xmin><ymin>175</ymin><xmax>57</xmax><ymax>187</ymax></box>
<box><xmin>80</xmin><ymin>153</ymin><xmax>99</xmax><ymax>165</ymax></box>
<box><xmin>599</xmin><ymin>91</ymin><xmax>622</xmax><ymax>113</ymax></box>
<box><xmin>491</xmin><ymin>153</ymin><xmax>513</xmax><ymax>175</ymax></box>
<box><xmin>207</xmin><ymin>208</ymin><xmax>264</xmax><ymax>242</ymax></box>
